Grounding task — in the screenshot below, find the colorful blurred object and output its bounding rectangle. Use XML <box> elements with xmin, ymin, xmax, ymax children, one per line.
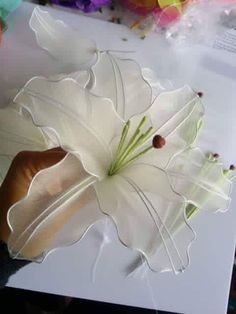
<box><xmin>120</xmin><ymin>0</ymin><xmax>157</xmax><ymax>16</ymax></box>
<box><xmin>0</xmin><ymin>21</ymin><xmax>2</xmax><ymax>43</ymax></box>
<box><xmin>45</xmin><ymin>0</ymin><xmax>236</xmax><ymax>39</ymax></box>
<box><xmin>51</xmin><ymin>0</ymin><xmax>111</xmax><ymax>12</ymax></box>
<box><xmin>0</xmin><ymin>0</ymin><xmax>21</xmax><ymax>40</ymax></box>
<box><xmin>120</xmin><ymin>0</ymin><xmax>188</xmax><ymax>26</ymax></box>
<box><xmin>0</xmin><ymin>0</ymin><xmax>21</xmax><ymax>13</ymax></box>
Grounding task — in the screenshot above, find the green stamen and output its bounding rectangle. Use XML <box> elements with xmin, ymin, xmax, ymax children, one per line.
<box><xmin>121</xmin><ymin>115</ymin><xmax>147</xmax><ymax>155</ymax></box>
<box><xmin>137</xmin><ymin>115</ymin><xmax>148</xmax><ymax>129</ymax></box>
<box><xmin>116</xmin><ymin>126</ymin><xmax>153</xmax><ymax>167</ymax></box>
<box><xmin>120</xmin><ymin>146</ymin><xmax>153</xmax><ymax>170</ymax></box>
<box><xmin>109</xmin><ymin>120</ymin><xmax>130</xmax><ymax>174</ymax></box>
<box><xmin>108</xmin><ymin>116</ymin><xmax>155</xmax><ymax>176</ymax></box>
<box><xmin>115</xmin><ymin>120</ymin><xmax>130</xmax><ymax>157</ymax></box>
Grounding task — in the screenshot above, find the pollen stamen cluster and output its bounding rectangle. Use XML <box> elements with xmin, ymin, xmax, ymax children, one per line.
<box><xmin>108</xmin><ymin>116</ymin><xmax>165</xmax><ymax>176</ymax></box>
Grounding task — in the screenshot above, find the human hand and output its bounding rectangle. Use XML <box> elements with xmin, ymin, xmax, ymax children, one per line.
<box><xmin>0</xmin><ymin>148</ymin><xmax>66</xmax><ymax>244</ymax></box>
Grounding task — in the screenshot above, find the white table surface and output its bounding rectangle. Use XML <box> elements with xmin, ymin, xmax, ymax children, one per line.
<box><xmin>1</xmin><ymin>3</ymin><xmax>236</xmax><ymax>314</ymax></box>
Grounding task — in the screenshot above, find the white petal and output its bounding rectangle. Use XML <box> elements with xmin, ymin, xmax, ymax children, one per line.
<box><xmin>168</xmin><ymin>147</ymin><xmax>232</xmax><ymax>212</ymax></box>
<box><xmin>132</xmin><ymin>85</ymin><xmax>204</xmax><ymax>168</ymax></box>
<box><xmin>95</xmin><ymin>165</ymin><xmax>194</xmax><ymax>273</ymax></box>
<box><xmin>142</xmin><ymin>67</ymin><xmax>173</xmax><ymax>99</ymax></box>
<box><xmin>14</xmin><ymin>77</ymin><xmax>124</xmax><ymax>178</ymax></box>
<box><xmin>148</xmin><ymin>86</ymin><xmax>203</xmax><ymax>139</ymax></box>
<box><xmin>0</xmin><ymin>106</ymin><xmax>47</xmax><ymax>183</ymax></box>
<box><xmin>30</xmin><ymin>7</ymin><xmax>97</xmax><ymax>68</ymax></box>
<box><xmin>49</xmin><ymin>70</ymin><xmax>91</xmax><ymax>88</ymax></box>
<box><xmin>7</xmin><ymin>154</ymin><xmax>103</xmax><ymax>261</ymax></box>
<box><xmin>90</xmin><ymin>52</ymin><xmax>152</xmax><ymax>119</ymax></box>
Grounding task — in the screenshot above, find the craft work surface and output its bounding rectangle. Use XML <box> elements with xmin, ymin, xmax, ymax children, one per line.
<box><xmin>1</xmin><ymin>3</ymin><xmax>236</xmax><ymax>314</ymax></box>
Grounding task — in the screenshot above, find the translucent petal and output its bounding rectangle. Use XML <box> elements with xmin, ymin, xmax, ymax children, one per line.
<box><xmin>7</xmin><ymin>154</ymin><xmax>102</xmax><ymax>261</ymax></box>
<box><xmin>30</xmin><ymin>7</ymin><xmax>97</xmax><ymax>68</ymax></box>
<box><xmin>147</xmin><ymin>86</ymin><xmax>203</xmax><ymax>138</ymax></box>
<box><xmin>167</xmin><ymin>148</ymin><xmax>232</xmax><ymax>212</ymax></box>
<box><xmin>142</xmin><ymin>67</ymin><xmax>173</xmax><ymax>99</ymax></box>
<box><xmin>132</xmin><ymin>85</ymin><xmax>204</xmax><ymax>169</ymax></box>
<box><xmin>90</xmin><ymin>52</ymin><xmax>152</xmax><ymax>119</ymax></box>
<box><xmin>95</xmin><ymin>165</ymin><xmax>194</xmax><ymax>273</ymax></box>
<box><xmin>49</xmin><ymin>70</ymin><xmax>91</xmax><ymax>88</ymax></box>
<box><xmin>0</xmin><ymin>107</ymin><xmax>47</xmax><ymax>183</ymax></box>
<box><xmin>14</xmin><ymin>77</ymin><xmax>124</xmax><ymax>178</ymax></box>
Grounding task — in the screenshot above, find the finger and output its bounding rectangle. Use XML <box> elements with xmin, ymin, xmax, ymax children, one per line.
<box><xmin>0</xmin><ymin>150</ymin><xmax>67</xmax><ymax>243</ymax></box>
<box><xmin>44</xmin><ymin>147</ymin><xmax>65</xmax><ymax>153</ymax></box>
<box><xmin>26</xmin><ymin>151</ymin><xmax>68</xmax><ymax>197</ymax></box>
<box><xmin>33</xmin><ymin>150</ymin><xmax>67</xmax><ymax>174</ymax></box>
<box><xmin>0</xmin><ymin>150</ymin><xmax>67</xmax><ymax>207</ymax></box>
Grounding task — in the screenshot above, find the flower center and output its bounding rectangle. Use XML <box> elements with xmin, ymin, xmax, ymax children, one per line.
<box><xmin>108</xmin><ymin>116</ymin><xmax>165</xmax><ymax>176</ymax></box>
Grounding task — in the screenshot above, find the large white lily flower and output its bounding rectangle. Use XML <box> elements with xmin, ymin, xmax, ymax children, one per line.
<box><xmin>3</xmin><ymin>76</ymin><xmax>231</xmax><ymax>274</ymax></box>
<box><xmin>0</xmin><ymin>7</ymin><xmax>232</xmax><ymax>274</ymax></box>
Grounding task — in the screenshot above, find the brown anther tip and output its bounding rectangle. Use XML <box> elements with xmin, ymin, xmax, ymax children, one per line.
<box><xmin>230</xmin><ymin>164</ymin><xmax>235</xmax><ymax>171</ymax></box>
<box><xmin>213</xmin><ymin>153</ymin><xmax>219</xmax><ymax>158</ymax></box>
<box><xmin>152</xmin><ymin>135</ymin><xmax>166</xmax><ymax>149</ymax></box>
<box><xmin>197</xmin><ymin>92</ymin><xmax>203</xmax><ymax>98</ymax></box>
